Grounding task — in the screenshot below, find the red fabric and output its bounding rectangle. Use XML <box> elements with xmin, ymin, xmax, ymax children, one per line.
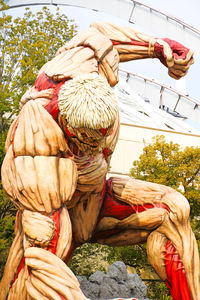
<box><xmin>165</xmin><ymin>240</ymin><xmax>191</xmax><ymax>300</ymax></box>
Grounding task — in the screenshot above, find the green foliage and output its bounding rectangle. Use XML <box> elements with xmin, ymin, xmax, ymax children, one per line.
<box><xmin>69</xmin><ymin>244</ymin><xmax>149</xmax><ymax>279</ymax></box>
<box><xmin>162</xmin><ymin>295</ymin><xmax>172</xmax><ymax>300</ymax></box>
<box><xmin>130</xmin><ymin>135</ymin><xmax>200</xmax><ymax>217</ymax></box>
<box><xmin>107</xmin><ymin>244</ymin><xmax>148</xmax><ymax>270</ymax></box>
<box><xmin>146</xmin><ymin>281</ymin><xmax>171</xmax><ymax>300</ymax></box>
<box><xmin>69</xmin><ymin>243</ymin><xmax>111</xmax><ymax>278</ymax></box>
<box><xmin>0</xmin><ymin>186</ymin><xmax>16</xmax><ymax>278</ymax></box>
<box><xmin>0</xmin><ymin>2</ymin><xmax>77</xmax><ymax>121</ymax></box>
<box><xmin>0</xmin><ymin>129</ymin><xmax>7</xmax><ymax>168</ymax></box>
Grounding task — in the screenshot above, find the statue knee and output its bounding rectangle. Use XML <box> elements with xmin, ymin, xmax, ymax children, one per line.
<box><xmin>162</xmin><ymin>189</ymin><xmax>190</xmax><ymax>225</ymax></box>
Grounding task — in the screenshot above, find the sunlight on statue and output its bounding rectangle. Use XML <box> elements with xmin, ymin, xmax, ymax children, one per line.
<box><xmin>0</xmin><ymin>21</ymin><xmax>199</xmax><ymax>300</ymax></box>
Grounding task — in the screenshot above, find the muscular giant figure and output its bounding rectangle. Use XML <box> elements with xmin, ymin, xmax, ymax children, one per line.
<box><xmin>0</xmin><ymin>22</ymin><xmax>199</xmax><ymax>300</ymax></box>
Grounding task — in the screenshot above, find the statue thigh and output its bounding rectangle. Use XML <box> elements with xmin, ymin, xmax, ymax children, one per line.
<box><xmin>92</xmin><ymin>177</ymin><xmax>200</xmax><ymax>300</ymax></box>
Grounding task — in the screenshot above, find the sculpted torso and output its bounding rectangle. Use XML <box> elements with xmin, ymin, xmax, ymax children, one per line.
<box><xmin>1</xmin><ymin>22</ymin><xmax>199</xmax><ymax>300</ymax></box>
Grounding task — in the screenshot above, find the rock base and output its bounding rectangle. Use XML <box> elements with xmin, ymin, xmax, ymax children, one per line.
<box><xmin>77</xmin><ymin>261</ymin><xmax>152</xmax><ymax>300</ymax></box>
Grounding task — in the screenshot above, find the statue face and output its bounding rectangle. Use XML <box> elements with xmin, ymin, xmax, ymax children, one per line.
<box><xmin>63</xmin><ymin>122</ymin><xmax>113</xmax><ymax>145</ymax></box>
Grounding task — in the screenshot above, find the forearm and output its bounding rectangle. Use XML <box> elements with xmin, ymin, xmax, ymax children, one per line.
<box><xmin>48</xmin><ymin>21</ymin><xmax>193</xmax><ymax>90</ymax></box>
<box><xmin>91</xmin><ymin>21</ymin><xmax>194</xmax><ymax>80</ymax></box>
<box><xmin>90</xmin><ymin>21</ymin><xmax>172</xmax><ymax>64</ymax></box>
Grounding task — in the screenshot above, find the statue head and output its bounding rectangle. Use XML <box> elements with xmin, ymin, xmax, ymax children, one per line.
<box><xmin>58</xmin><ymin>73</ymin><xmax>118</xmax><ymax>131</ymax></box>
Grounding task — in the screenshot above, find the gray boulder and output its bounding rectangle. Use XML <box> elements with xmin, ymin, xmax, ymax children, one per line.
<box><xmin>77</xmin><ymin>261</ymin><xmax>151</xmax><ymax>300</ymax></box>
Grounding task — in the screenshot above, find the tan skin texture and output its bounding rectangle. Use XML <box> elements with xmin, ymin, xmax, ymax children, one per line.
<box><xmin>0</xmin><ymin>22</ymin><xmax>199</xmax><ymax>300</ymax></box>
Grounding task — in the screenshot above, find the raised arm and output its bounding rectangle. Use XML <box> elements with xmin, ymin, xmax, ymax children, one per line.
<box><xmin>91</xmin><ymin>21</ymin><xmax>194</xmax><ymax>79</ymax></box>
<box><xmin>55</xmin><ymin>21</ymin><xmax>194</xmax><ymax>87</ymax></box>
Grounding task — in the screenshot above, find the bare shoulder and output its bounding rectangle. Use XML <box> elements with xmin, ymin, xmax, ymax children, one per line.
<box><xmin>6</xmin><ymin>100</ymin><xmax>71</xmax><ymax>157</ymax></box>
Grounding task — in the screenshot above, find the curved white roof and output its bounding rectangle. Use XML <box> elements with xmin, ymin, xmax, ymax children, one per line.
<box><xmin>116</xmin><ymin>77</ymin><xmax>200</xmax><ymax>135</ymax></box>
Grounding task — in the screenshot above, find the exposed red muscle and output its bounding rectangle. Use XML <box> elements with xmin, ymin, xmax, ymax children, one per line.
<box><xmin>102</xmin><ymin>147</ymin><xmax>112</xmax><ymax>159</ymax></box>
<box><xmin>111</xmin><ymin>39</ymin><xmax>148</xmax><ymax>47</ymax></box>
<box><xmin>59</xmin><ymin>296</ymin><xmax>67</xmax><ymax>300</ymax></box>
<box><xmin>10</xmin><ymin>256</ymin><xmax>25</xmax><ymax>289</ymax></box>
<box><xmin>45</xmin><ymin>99</ymin><xmax>60</xmax><ymax>120</ymax></box>
<box><xmin>35</xmin><ymin>72</ymin><xmax>58</xmax><ymax>91</ymax></box>
<box><xmin>65</xmin><ymin>125</ymin><xmax>75</xmax><ymax>138</ymax></box>
<box><xmin>34</xmin><ymin>72</ymin><xmax>65</xmax><ymax>121</ymax></box>
<box><xmin>48</xmin><ymin>209</ymin><xmax>61</xmax><ymax>254</ymax></box>
<box><xmin>99</xmin><ymin>128</ymin><xmax>108</xmax><ymax>136</ymax></box>
<box><xmin>165</xmin><ymin>240</ymin><xmax>191</xmax><ymax>300</ymax></box>
<box><xmin>98</xmin><ymin>178</ymin><xmax>170</xmax><ymax>222</ymax></box>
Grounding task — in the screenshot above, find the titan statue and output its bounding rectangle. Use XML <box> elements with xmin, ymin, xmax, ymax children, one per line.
<box><xmin>0</xmin><ymin>22</ymin><xmax>199</xmax><ymax>300</ymax></box>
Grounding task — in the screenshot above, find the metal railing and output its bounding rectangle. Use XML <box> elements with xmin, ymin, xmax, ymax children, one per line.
<box><xmin>5</xmin><ymin>0</ymin><xmax>200</xmax><ymax>38</ymax></box>
<box><xmin>130</xmin><ymin>0</ymin><xmax>200</xmax><ymax>36</ymax></box>
<box><xmin>119</xmin><ymin>69</ymin><xmax>200</xmax><ymax>113</ymax></box>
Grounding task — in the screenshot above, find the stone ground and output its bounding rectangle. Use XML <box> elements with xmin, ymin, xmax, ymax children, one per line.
<box><xmin>77</xmin><ymin>261</ymin><xmax>152</xmax><ymax>300</ymax></box>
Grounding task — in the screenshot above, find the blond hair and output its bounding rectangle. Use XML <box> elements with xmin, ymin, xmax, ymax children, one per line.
<box><xmin>58</xmin><ymin>73</ymin><xmax>118</xmax><ymax>129</ymax></box>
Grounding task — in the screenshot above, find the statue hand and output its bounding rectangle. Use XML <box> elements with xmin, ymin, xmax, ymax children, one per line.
<box><xmin>154</xmin><ymin>38</ymin><xmax>194</xmax><ymax>79</ymax></box>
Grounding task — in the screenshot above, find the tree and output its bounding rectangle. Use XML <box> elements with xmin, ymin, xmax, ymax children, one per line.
<box><xmin>130</xmin><ymin>135</ymin><xmax>200</xmax><ymax>217</ymax></box>
<box><xmin>0</xmin><ymin>0</ymin><xmax>77</xmax><ymax>278</ymax></box>
<box><xmin>0</xmin><ymin>0</ymin><xmax>77</xmax><ymax>122</ymax></box>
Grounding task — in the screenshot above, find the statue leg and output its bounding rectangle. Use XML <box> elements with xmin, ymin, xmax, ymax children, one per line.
<box><xmin>92</xmin><ymin>177</ymin><xmax>200</xmax><ymax>300</ymax></box>
<box><xmin>0</xmin><ymin>207</ymin><xmax>87</xmax><ymax>300</ymax></box>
